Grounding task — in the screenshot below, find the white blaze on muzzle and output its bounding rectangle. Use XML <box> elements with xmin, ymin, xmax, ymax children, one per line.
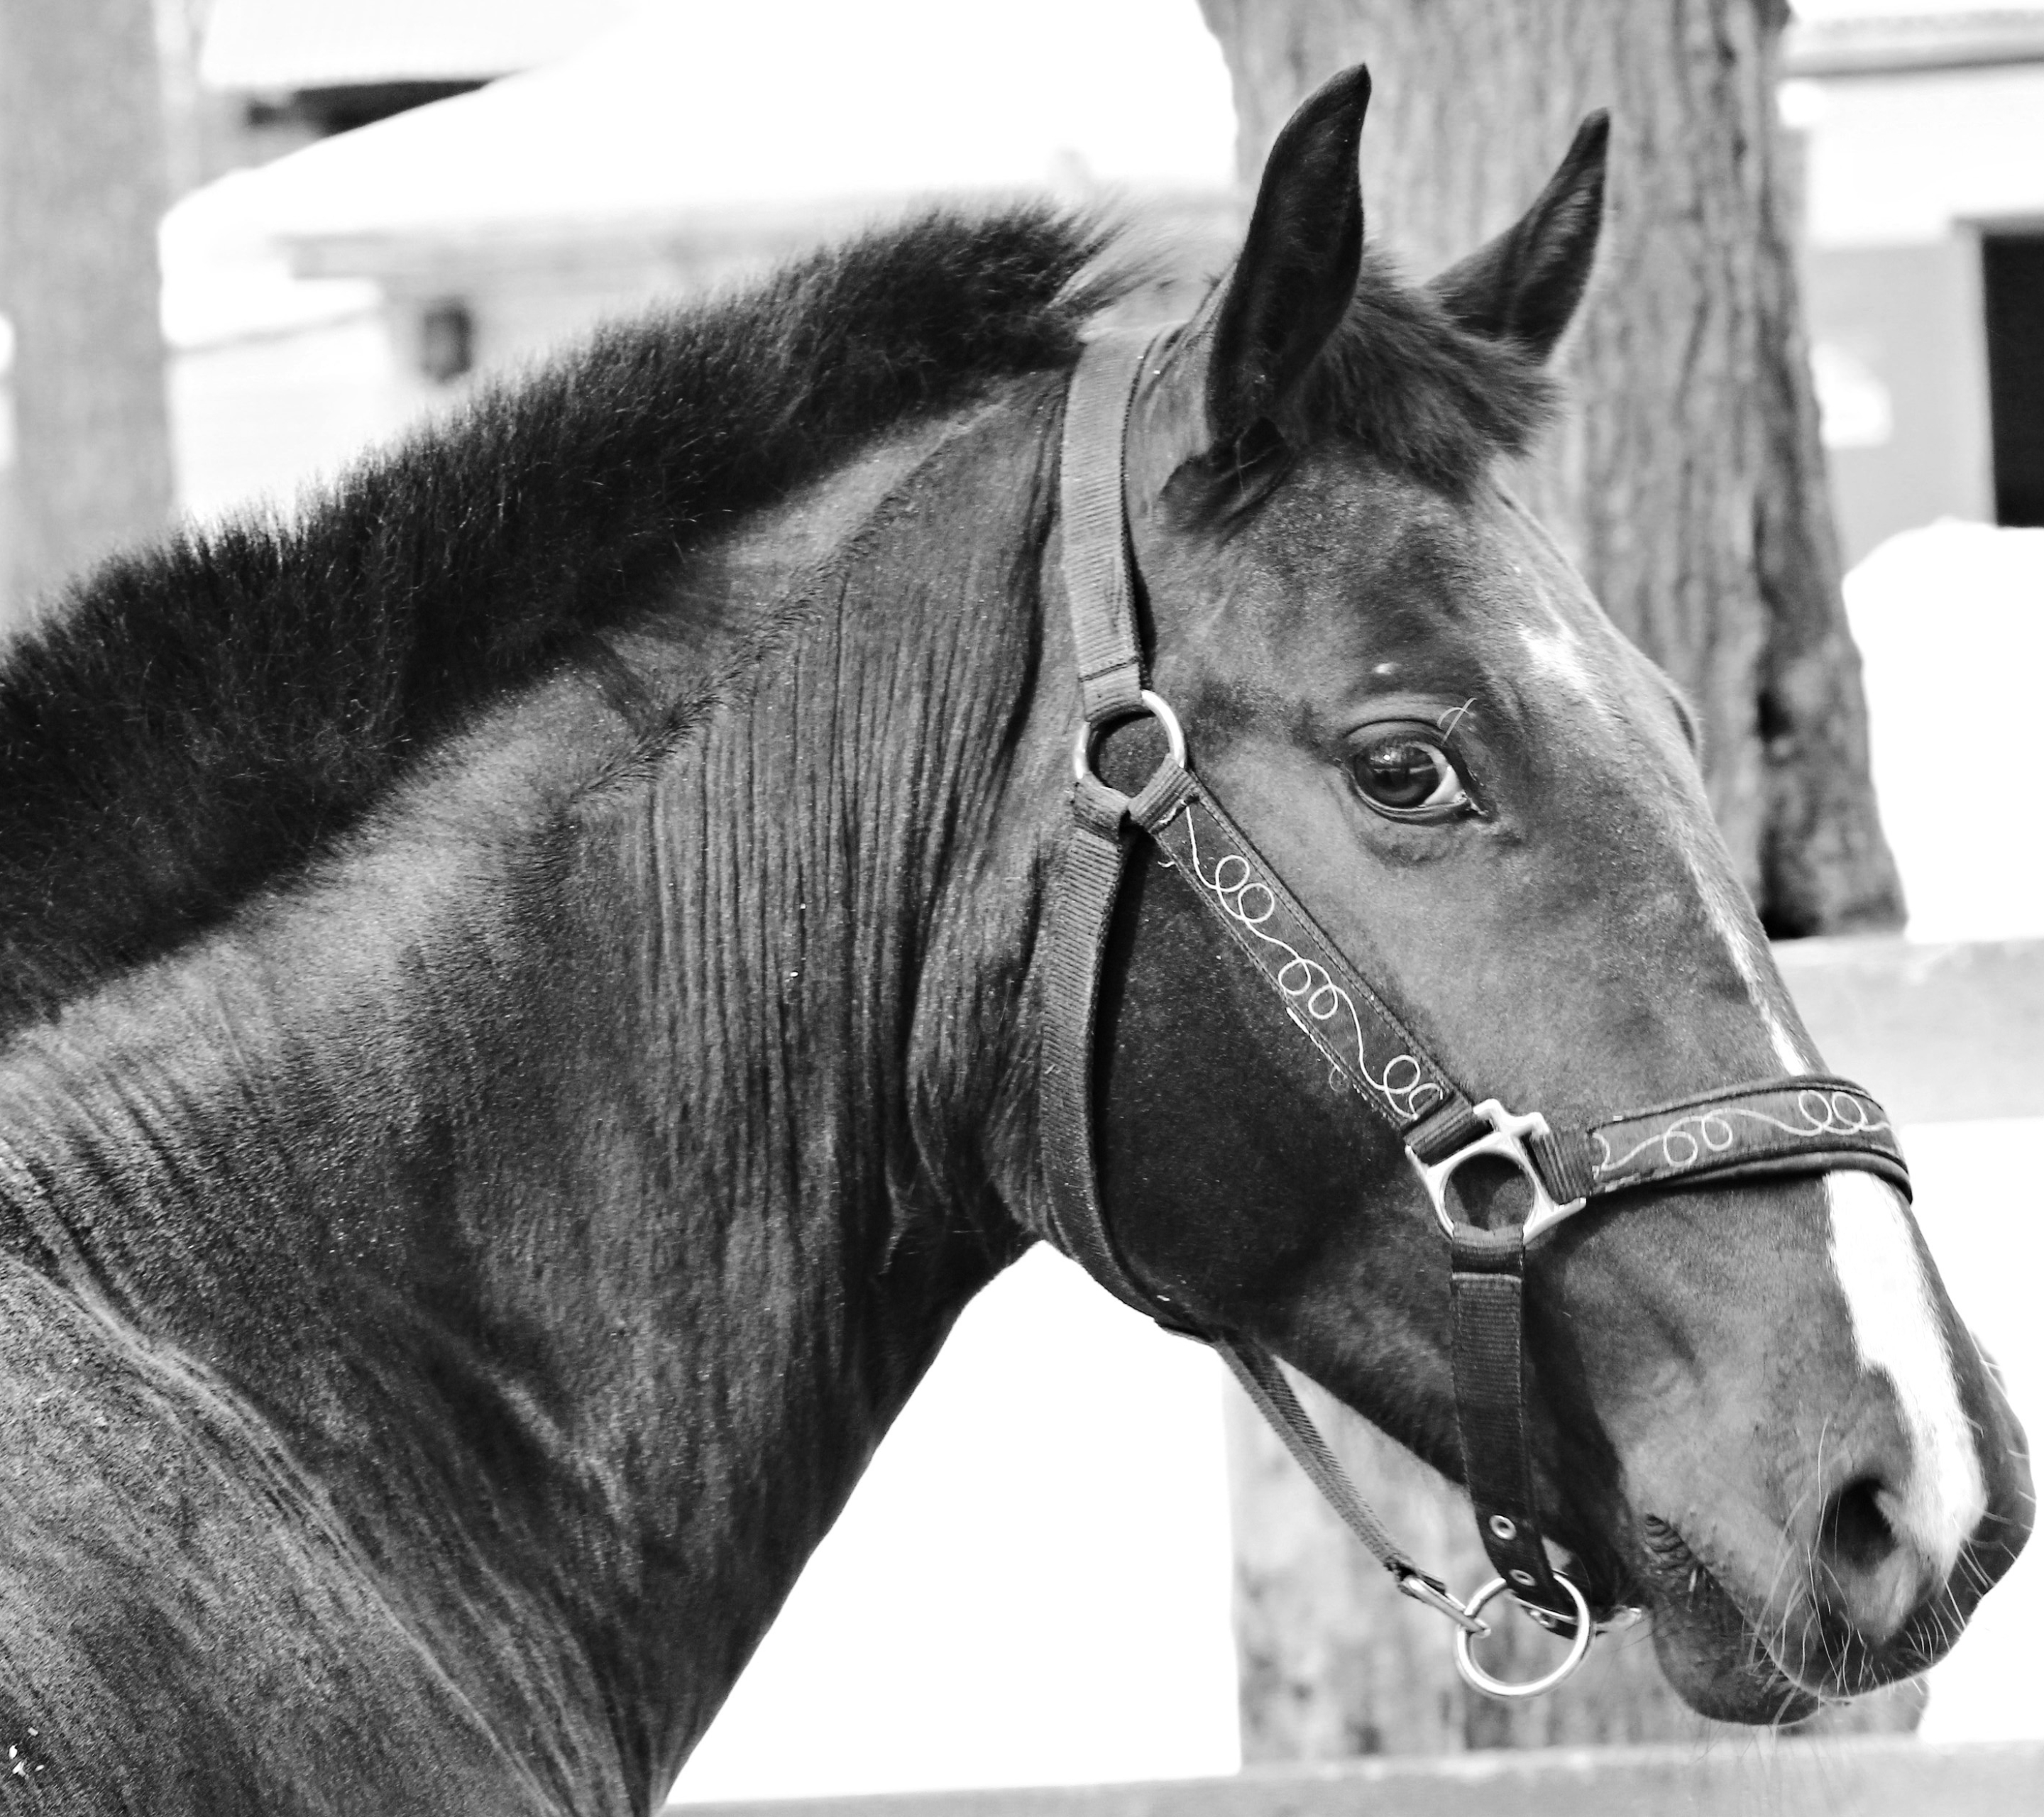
<box><xmin>1825</xmin><ymin>1168</ymin><xmax>1988</xmax><ymax>1574</ymax></box>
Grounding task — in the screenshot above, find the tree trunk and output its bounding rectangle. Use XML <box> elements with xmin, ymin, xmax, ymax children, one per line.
<box><xmin>0</xmin><ymin>0</ymin><xmax>175</xmax><ymax>626</ymax></box>
<box><xmin>1194</xmin><ymin>0</ymin><xmax>1918</xmax><ymax>1756</ymax></box>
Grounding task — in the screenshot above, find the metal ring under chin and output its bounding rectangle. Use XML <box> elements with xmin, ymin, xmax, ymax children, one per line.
<box><xmin>1070</xmin><ymin>688</ymin><xmax>1187</xmax><ymax>786</ymax></box>
<box><xmin>1452</xmin><ymin>1572</ymin><xmax>1595</xmax><ymax>1699</ymax></box>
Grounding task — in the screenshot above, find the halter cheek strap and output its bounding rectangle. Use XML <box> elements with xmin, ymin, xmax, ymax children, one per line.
<box><xmin>1037</xmin><ymin>327</ymin><xmax>1911</xmax><ymax>1695</ymax></box>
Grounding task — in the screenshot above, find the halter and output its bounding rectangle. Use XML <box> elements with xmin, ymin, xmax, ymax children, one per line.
<box><xmin>1037</xmin><ymin>328</ymin><xmax>1911</xmax><ymax>1699</ymax></box>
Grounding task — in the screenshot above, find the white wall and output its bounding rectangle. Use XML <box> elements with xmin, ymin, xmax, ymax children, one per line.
<box><xmin>669</xmin><ymin>1249</ymin><xmax>1241</xmax><ymax>1804</ymax></box>
<box><xmin>1795</xmin><ymin>62</ymin><xmax>2044</xmax><ymax>250</ymax></box>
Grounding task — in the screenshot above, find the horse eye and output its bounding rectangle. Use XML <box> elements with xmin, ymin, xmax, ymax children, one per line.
<box><xmin>1348</xmin><ymin>735</ymin><xmax>1468</xmax><ymax>817</ymax></box>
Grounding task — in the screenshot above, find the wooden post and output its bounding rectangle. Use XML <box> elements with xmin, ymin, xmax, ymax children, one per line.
<box><xmin>0</xmin><ymin>0</ymin><xmax>175</xmax><ymax>625</ymax></box>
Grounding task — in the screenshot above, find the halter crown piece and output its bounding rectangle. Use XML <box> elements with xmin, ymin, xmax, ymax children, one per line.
<box><xmin>1037</xmin><ymin>327</ymin><xmax>1912</xmax><ymax>1699</ymax></box>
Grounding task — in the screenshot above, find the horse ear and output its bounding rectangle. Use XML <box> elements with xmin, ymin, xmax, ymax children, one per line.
<box><xmin>1206</xmin><ymin>64</ymin><xmax>1372</xmax><ymax>447</ymax></box>
<box><xmin>1427</xmin><ymin>111</ymin><xmax>1609</xmax><ymax>362</ymax></box>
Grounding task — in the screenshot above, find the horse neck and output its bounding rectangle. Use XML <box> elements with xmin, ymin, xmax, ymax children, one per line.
<box><xmin>0</xmin><ymin>388</ymin><xmax>1064</xmax><ymax>1806</ymax></box>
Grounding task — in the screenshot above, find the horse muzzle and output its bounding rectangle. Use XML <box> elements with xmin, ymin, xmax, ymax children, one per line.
<box><xmin>1636</xmin><ymin>1364</ymin><xmax>2032</xmax><ymax>1718</ymax></box>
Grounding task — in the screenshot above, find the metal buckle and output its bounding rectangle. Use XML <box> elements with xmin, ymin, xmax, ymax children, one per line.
<box><xmin>1395</xmin><ymin>1568</ymin><xmax>1490</xmax><ymax>1637</ymax></box>
<box><xmin>1407</xmin><ymin>1099</ymin><xmax>1586</xmax><ymax>1244</ymax></box>
<box><xmin>1452</xmin><ymin>1571</ymin><xmax>1595</xmax><ymax>1699</ymax></box>
<box><xmin>1071</xmin><ymin>688</ymin><xmax>1187</xmax><ymax>787</ymax></box>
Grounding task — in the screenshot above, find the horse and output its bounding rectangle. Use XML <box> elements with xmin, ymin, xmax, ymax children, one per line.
<box><xmin>0</xmin><ymin>62</ymin><xmax>2024</xmax><ymax>1814</ymax></box>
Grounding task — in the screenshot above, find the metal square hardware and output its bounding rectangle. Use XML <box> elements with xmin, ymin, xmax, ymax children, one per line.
<box><xmin>1407</xmin><ymin>1099</ymin><xmax>1587</xmax><ymax>1243</ymax></box>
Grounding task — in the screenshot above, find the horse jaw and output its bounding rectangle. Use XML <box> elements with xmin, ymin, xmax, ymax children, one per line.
<box><xmin>1637</xmin><ymin>1523</ymin><xmax>1825</xmax><ymax>1723</ymax></box>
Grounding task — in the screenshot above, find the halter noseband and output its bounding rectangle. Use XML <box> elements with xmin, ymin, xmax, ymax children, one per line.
<box><xmin>1037</xmin><ymin>328</ymin><xmax>1910</xmax><ymax>1699</ymax></box>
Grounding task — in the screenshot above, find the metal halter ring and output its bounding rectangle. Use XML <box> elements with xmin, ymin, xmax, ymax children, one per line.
<box><xmin>1407</xmin><ymin>1099</ymin><xmax>1587</xmax><ymax>1244</ymax></box>
<box><xmin>1072</xmin><ymin>688</ymin><xmax>1187</xmax><ymax>786</ymax></box>
<box><xmin>1452</xmin><ymin>1571</ymin><xmax>1595</xmax><ymax>1699</ymax></box>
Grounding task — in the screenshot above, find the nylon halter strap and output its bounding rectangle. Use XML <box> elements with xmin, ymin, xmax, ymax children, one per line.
<box><xmin>1037</xmin><ymin>326</ymin><xmax>1913</xmax><ymax>1696</ymax></box>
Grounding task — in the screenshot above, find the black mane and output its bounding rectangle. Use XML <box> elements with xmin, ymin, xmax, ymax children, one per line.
<box><xmin>0</xmin><ymin>205</ymin><xmax>1552</xmax><ymax>1032</ymax></box>
<box><xmin>0</xmin><ymin>207</ymin><xmax>1116</xmax><ymax>1031</ymax></box>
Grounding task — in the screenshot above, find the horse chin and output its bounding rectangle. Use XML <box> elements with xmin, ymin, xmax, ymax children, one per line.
<box><xmin>1633</xmin><ymin>1516</ymin><xmax>1823</xmax><ymax>1724</ymax></box>
<box><xmin>1632</xmin><ymin>1507</ymin><xmax>2030</xmax><ymax>1722</ymax></box>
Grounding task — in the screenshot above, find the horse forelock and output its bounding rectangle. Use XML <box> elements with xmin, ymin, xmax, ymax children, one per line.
<box><xmin>1167</xmin><ymin>247</ymin><xmax>1556</xmax><ymax>529</ymax></box>
<box><xmin>1303</xmin><ymin>251</ymin><xmax>1555</xmax><ymax>484</ymax></box>
<box><xmin>0</xmin><ymin>205</ymin><xmax>1130</xmax><ymax>1038</ymax></box>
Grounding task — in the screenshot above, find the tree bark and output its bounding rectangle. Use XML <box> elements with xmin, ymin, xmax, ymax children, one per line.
<box><xmin>0</xmin><ymin>0</ymin><xmax>175</xmax><ymax>625</ymax></box>
<box><xmin>1194</xmin><ymin>0</ymin><xmax>1902</xmax><ymax>935</ymax></box>
<box><xmin>1195</xmin><ymin>0</ymin><xmax>1918</xmax><ymax>1755</ymax></box>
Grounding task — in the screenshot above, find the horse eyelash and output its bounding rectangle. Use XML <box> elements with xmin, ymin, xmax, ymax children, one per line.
<box><xmin>1436</xmin><ymin>697</ymin><xmax>1478</xmax><ymax>740</ymax></box>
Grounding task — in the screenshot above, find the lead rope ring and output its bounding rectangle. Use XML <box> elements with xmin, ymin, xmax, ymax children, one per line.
<box><xmin>1454</xmin><ymin>1571</ymin><xmax>1595</xmax><ymax>1697</ymax></box>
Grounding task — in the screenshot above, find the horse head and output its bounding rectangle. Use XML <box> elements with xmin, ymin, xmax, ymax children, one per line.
<box><xmin>1057</xmin><ymin>66</ymin><xmax>2031</xmax><ymax>1719</ymax></box>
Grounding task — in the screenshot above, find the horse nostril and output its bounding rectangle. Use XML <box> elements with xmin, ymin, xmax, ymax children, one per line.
<box><xmin>1820</xmin><ymin>1476</ymin><xmax>1896</xmax><ymax>1573</ymax></box>
<box><xmin>1815</xmin><ymin>1474</ymin><xmax>1923</xmax><ymax>1645</ymax></box>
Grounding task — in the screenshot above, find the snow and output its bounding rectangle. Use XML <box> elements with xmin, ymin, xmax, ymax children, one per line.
<box><xmin>1845</xmin><ymin>520</ymin><xmax>2044</xmax><ymax>942</ymax></box>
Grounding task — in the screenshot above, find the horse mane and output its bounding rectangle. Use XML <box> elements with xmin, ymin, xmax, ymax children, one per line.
<box><xmin>0</xmin><ymin>206</ymin><xmax>1549</xmax><ymax>1032</ymax></box>
<box><xmin>0</xmin><ymin>207</ymin><xmax>1121</xmax><ymax>1031</ymax></box>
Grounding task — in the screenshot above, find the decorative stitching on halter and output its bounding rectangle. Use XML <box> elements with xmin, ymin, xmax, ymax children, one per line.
<box><xmin>1593</xmin><ymin>1088</ymin><xmax>1894</xmax><ymax>1182</ymax></box>
<box><xmin>1178</xmin><ymin>799</ymin><xmax>1445</xmax><ymax>1124</ymax></box>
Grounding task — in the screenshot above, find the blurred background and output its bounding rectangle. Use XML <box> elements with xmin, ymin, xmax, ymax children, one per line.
<box><xmin>0</xmin><ymin>0</ymin><xmax>2038</xmax><ymax>1806</ymax></box>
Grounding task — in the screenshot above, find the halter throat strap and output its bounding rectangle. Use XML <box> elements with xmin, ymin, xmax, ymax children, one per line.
<box><xmin>1036</xmin><ymin>327</ymin><xmax>1911</xmax><ymax>1687</ymax></box>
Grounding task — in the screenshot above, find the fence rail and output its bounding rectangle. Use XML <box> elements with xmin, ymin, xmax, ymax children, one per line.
<box><xmin>1774</xmin><ymin>935</ymin><xmax>2044</xmax><ymax>1120</ymax></box>
<box><xmin>667</xmin><ymin>1735</ymin><xmax>2044</xmax><ymax>1817</ymax></box>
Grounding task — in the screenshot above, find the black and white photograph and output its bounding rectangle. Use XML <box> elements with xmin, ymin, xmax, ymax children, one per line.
<box><xmin>0</xmin><ymin>1</ymin><xmax>2036</xmax><ymax>1812</ymax></box>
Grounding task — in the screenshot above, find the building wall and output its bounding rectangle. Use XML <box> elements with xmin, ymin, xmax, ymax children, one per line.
<box><xmin>1793</xmin><ymin>60</ymin><xmax>2044</xmax><ymax>562</ymax></box>
<box><xmin>1803</xmin><ymin>238</ymin><xmax>1995</xmax><ymax>569</ymax></box>
<box><xmin>1797</xmin><ymin>62</ymin><xmax>2044</xmax><ymax>252</ymax></box>
<box><xmin>167</xmin><ymin>310</ymin><xmax>429</xmax><ymax>524</ymax></box>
